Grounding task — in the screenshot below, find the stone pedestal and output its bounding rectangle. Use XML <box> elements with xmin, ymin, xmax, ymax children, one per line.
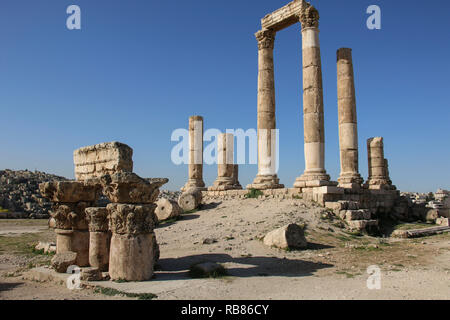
<box><xmin>248</xmin><ymin>29</ymin><xmax>284</xmax><ymax>190</ymax></box>
<box><xmin>336</xmin><ymin>48</ymin><xmax>363</xmax><ymax>187</ymax></box>
<box><xmin>294</xmin><ymin>3</ymin><xmax>330</xmax><ymax>188</ymax></box>
<box><xmin>85</xmin><ymin>207</ymin><xmax>110</xmax><ymax>271</ymax></box>
<box><xmin>182</xmin><ymin>116</ymin><xmax>206</xmax><ymax>191</ymax></box>
<box><xmin>210</xmin><ymin>133</ymin><xmax>241</xmax><ymax>191</ymax></box>
<box><xmin>107</xmin><ymin>203</ymin><xmax>157</xmax><ymax>281</ymax></box>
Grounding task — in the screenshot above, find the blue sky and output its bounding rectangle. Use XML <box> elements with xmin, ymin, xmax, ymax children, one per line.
<box><xmin>0</xmin><ymin>0</ymin><xmax>449</xmax><ymax>192</ymax></box>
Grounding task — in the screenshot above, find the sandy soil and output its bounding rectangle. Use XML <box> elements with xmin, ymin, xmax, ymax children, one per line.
<box><xmin>0</xmin><ymin>198</ymin><xmax>449</xmax><ymax>300</ymax></box>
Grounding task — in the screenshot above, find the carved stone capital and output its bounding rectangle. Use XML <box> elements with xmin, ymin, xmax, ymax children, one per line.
<box><xmin>107</xmin><ymin>203</ymin><xmax>157</xmax><ymax>235</ymax></box>
<box><xmin>50</xmin><ymin>202</ymin><xmax>91</xmax><ymax>230</ymax></box>
<box><xmin>255</xmin><ymin>29</ymin><xmax>276</xmax><ymax>50</ymax></box>
<box><xmin>299</xmin><ymin>2</ymin><xmax>320</xmax><ymax>29</ymax></box>
<box><xmin>85</xmin><ymin>207</ymin><xmax>109</xmax><ymax>232</ymax></box>
<box><xmin>100</xmin><ymin>172</ymin><xmax>161</xmax><ymax>204</ymax></box>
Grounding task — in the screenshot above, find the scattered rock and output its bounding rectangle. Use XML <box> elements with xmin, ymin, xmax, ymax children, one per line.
<box><xmin>51</xmin><ymin>252</ymin><xmax>77</xmax><ymax>273</ymax></box>
<box><xmin>202</xmin><ymin>238</ymin><xmax>218</xmax><ymax>245</ymax></box>
<box><xmin>0</xmin><ymin>169</ymin><xmax>67</xmax><ymax>218</ymax></box>
<box><xmin>80</xmin><ymin>267</ymin><xmax>102</xmax><ymax>281</ymax></box>
<box><xmin>35</xmin><ymin>241</ymin><xmax>56</xmax><ymax>254</ymax></box>
<box><xmin>263</xmin><ymin>224</ymin><xmax>308</xmax><ymax>250</ymax></box>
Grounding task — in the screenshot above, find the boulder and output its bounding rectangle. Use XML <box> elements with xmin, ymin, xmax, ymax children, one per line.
<box><xmin>263</xmin><ymin>224</ymin><xmax>307</xmax><ymax>250</ymax></box>
<box><xmin>80</xmin><ymin>267</ymin><xmax>103</xmax><ymax>281</ymax></box>
<box><xmin>35</xmin><ymin>241</ymin><xmax>56</xmax><ymax>254</ymax></box>
<box><xmin>51</xmin><ymin>251</ymin><xmax>77</xmax><ymax>273</ymax></box>
<box><xmin>155</xmin><ymin>198</ymin><xmax>182</xmax><ymax>222</ymax></box>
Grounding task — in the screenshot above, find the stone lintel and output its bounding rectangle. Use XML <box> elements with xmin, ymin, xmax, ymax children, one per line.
<box><xmin>261</xmin><ymin>0</ymin><xmax>304</xmax><ymax>32</ymax></box>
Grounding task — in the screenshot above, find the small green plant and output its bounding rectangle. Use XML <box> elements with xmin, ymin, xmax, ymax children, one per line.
<box><xmin>158</xmin><ymin>216</ymin><xmax>182</xmax><ymax>226</ymax></box>
<box><xmin>188</xmin><ymin>264</ymin><xmax>228</xmax><ymax>279</ymax></box>
<box><xmin>292</xmin><ymin>195</ymin><xmax>302</xmax><ymax>200</ymax></box>
<box><xmin>183</xmin><ymin>208</ymin><xmax>199</xmax><ymax>214</ymax></box>
<box><xmin>113</xmin><ymin>278</ymin><xmax>129</xmax><ymax>283</ymax></box>
<box><xmin>245</xmin><ymin>189</ymin><xmax>264</xmax><ymax>199</ymax></box>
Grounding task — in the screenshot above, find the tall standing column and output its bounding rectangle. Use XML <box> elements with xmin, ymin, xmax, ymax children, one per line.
<box><xmin>247</xmin><ymin>29</ymin><xmax>284</xmax><ymax>190</ymax></box>
<box><xmin>182</xmin><ymin>115</ymin><xmax>206</xmax><ymax>191</ymax></box>
<box><xmin>294</xmin><ymin>2</ymin><xmax>331</xmax><ymax>188</ymax></box>
<box><xmin>336</xmin><ymin>48</ymin><xmax>363</xmax><ymax>187</ymax></box>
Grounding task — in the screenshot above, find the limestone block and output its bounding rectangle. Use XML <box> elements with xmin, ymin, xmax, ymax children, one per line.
<box><xmin>348</xmin><ymin>219</ymin><xmax>378</xmax><ymax>231</ymax></box>
<box><xmin>74</xmin><ymin>142</ymin><xmax>133</xmax><ymax>181</ymax></box>
<box><xmin>80</xmin><ymin>267</ymin><xmax>103</xmax><ymax>281</ymax></box>
<box><xmin>345</xmin><ymin>209</ymin><xmax>371</xmax><ymax>221</ymax></box>
<box><xmin>263</xmin><ymin>224</ymin><xmax>308</xmax><ymax>250</ymax></box>
<box><xmin>436</xmin><ymin>217</ymin><xmax>449</xmax><ymax>227</ymax></box>
<box><xmin>51</xmin><ymin>251</ymin><xmax>77</xmax><ymax>273</ymax></box>
<box><xmin>155</xmin><ymin>198</ymin><xmax>182</xmax><ymax>222</ymax></box>
<box><xmin>39</xmin><ymin>181</ymin><xmax>98</xmax><ymax>203</ymax></box>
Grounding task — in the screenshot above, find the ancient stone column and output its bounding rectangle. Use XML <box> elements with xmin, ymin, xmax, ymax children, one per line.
<box><xmin>210</xmin><ymin>133</ymin><xmax>240</xmax><ymax>191</ymax></box>
<box><xmin>231</xmin><ymin>164</ymin><xmax>242</xmax><ymax>190</ymax></box>
<box><xmin>100</xmin><ymin>172</ymin><xmax>161</xmax><ymax>281</ymax></box>
<box><xmin>85</xmin><ymin>207</ymin><xmax>110</xmax><ymax>271</ymax></box>
<box><xmin>107</xmin><ymin>203</ymin><xmax>158</xmax><ymax>281</ymax></box>
<box><xmin>39</xmin><ymin>181</ymin><xmax>97</xmax><ymax>268</ymax></box>
<box><xmin>336</xmin><ymin>48</ymin><xmax>363</xmax><ymax>187</ymax></box>
<box><xmin>294</xmin><ymin>2</ymin><xmax>331</xmax><ymax>187</ymax></box>
<box><xmin>248</xmin><ymin>29</ymin><xmax>284</xmax><ymax>190</ymax></box>
<box><xmin>182</xmin><ymin>116</ymin><xmax>206</xmax><ymax>191</ymax></box>
<box><xmin>365</xmin><ymin>137</ymin><xmax>391</xmax><ymax>189</ymax></box>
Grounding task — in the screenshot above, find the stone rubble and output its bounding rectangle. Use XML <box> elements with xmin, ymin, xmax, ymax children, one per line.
<box><xmin>0</xmin><ymin>169</ymin><xmax>67</xmax><ymax>219</ymax></box>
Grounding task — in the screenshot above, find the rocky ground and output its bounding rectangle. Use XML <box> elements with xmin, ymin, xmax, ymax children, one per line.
<box><xmin>0</xmin><ymin>197</ymin><xmax>449</xmax><ymax>300</ymax></box>
<box><xmin>0</xmin><ymin>170</ymin><xmax>67</xmax><ymax>219</ymax></box>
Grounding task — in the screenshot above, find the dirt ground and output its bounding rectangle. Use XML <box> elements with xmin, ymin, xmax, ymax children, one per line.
<box><xmin>0</xmin><ymin>198</ymin><xmax>449</xmax><ymax>300</ymax></box>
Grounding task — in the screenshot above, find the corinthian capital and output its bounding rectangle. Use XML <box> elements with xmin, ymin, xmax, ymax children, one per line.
<box><xmin>255</xmin><ymin>29</ymin><xmax>275</xmax><ymax>50</ymax></box>
<box><xmin>85</xmin><ymin>207</ymin><xmax>109</xmax><ymax>232</ymax></box>
<box><xmin>299</xmin><ymin>1</ymin><xmax>320</xmax><ymax>29</ymax></box>
<box><xmin>107</xmin><ymin>203</ymin><xmax>157</xmax><ymax>235</ymax></box>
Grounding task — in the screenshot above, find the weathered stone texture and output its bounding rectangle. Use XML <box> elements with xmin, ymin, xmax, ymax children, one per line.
<box><xmin>100</xmin><ymin>172</ymin><xmax>161</xmax><ymax>204</ymax></box>
<box><xmin>178</xmin><ymin>188</ymin><xmax>203</xmax><ymax>212</ymax></box>
<box><xmin>73</xmin><ymin>142</ymin><xmax>133</xmax><ymax>181</ymax></box>
<box><xmin>155</xmin><ymin>198</ymin><xmax>182</xmax><ymax>222</ymax></box>
<box><xmin>263</xmin><ymin>224</ymin><xmax>308</xmax><ymax>250</ymax></box>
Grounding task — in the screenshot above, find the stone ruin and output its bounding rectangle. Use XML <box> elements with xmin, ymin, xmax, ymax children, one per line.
<box><xmin>38</xmin><ymin>0</ymin><xmax>449</xmax><ymax>283</ymax></box>
<box><xmin>179</xmin><ymin>0</ymin><xmax>447</xmax><ymax>234</ymax></box>
<box><xmin>40</xmin><ymin>142</ymin><xmax>166</xmax><ymax>281</ymax></box>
